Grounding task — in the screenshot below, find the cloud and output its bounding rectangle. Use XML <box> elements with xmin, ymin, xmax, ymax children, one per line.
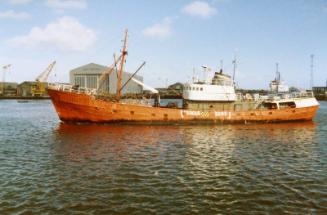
<box><xmin>0</xmin><ymin>10</ymin><xmax>30</xmax><ymax>19</ymax></box>
<box><xmin>7</xmin><ymin>0</ymin><xmax>32</xmax><ymax>5</ymax></box>
<box><xmin>182</xmin><ymin>1</ymin><xmax>217</xmax><ymax>18</ymax></box>
<box><xmin>142</xmin><ymin>17</ymin><xmax>173</xmax><ymax>39</ymax></box>
<box><xmin>45</xmin><ymin>0</ymin><xmax>87</xmax><ymax>10</ymax></box>
<box><xmin>8</xmin><ymin>16</ymin><xmax>97</xmax><ymax>51</ymax></box>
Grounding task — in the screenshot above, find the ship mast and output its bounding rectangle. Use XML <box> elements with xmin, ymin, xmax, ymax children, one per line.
<box><xmin>276</xmin><ymin>62</ymin><xmax>280</xmax><ymax>93</ymax></box>
<box><xmin>232</xmin><ymin>55</ymin><xmax>237</xmax><ymax>82</ymax></box>
<box><xmin>116</xmin><ymin>29</ymin><xmax>128</xmax><ymax>100</ymax></box>
<box><xmin>310</xmin><ymin>54</ymin><xmax>314</xmax><ymax>90</ymax></box>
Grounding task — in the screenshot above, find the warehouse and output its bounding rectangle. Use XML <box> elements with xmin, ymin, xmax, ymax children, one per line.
<box><xmin>17</xmin><ymin>81</ymin><xmax>48</xmax><ymax>97</ymax></box>
<box><xmin>0</xmin><ymin>82</ymin><xmax>18</xmax><ymax>96</ymax></box>
<box><xmin>313</xmin><ymin>86</ymin><xmax>327</xmax><ymax>100</ymax></box>
<box><xmin>69</xmin><ymin>63</ymin><xmax>143</xmax><ymax>94</ymax></box>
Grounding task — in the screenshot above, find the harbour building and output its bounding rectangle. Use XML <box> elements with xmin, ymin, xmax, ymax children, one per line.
<box><xmin>70</xmin><ymin>63</ymin><xmax>143</xmax><ymax>94</ymax></box>
<box><xmin>17</xmin><ymin>81</ymin><xmax>49</xmax><ymax>97</ymax></box>
<box><xmin>0</xmin><ymin>82</ymin><xmax>18</xmax><ymax>96</ymax></box>
<box><xmin>313</xmin><ymin>86</ymin><xmax>327</xmax><ymax>100</ymax></box>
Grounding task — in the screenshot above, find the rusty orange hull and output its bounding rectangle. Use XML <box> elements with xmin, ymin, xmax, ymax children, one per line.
<box><xmin>48</xmin><ymin>89</ymin><xmax>319</xmax><ymax>124</ymax></box>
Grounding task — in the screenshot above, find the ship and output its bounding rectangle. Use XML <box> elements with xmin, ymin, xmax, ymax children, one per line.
<box><xmin>48</xmin><ymin>30</ymin><xmax>319</xmax><ymax>124</ymax></box>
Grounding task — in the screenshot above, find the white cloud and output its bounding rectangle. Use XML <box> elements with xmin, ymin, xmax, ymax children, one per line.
<box><xmin>142</xmin><ymin>17</ymin><xmax>173</xmax><ymax>39</ymax></box>
<box><xmin>182</xmin><ymin>1</ymin><xmax>217</xmax><ymax>18</ymax></box>
<box><xmin>45</xmin><ymin>0</ymin><xmax>87</xmax><ymax>10</ymax></box>
<box><xmin>0</xmin><ymin>10</ymin><xmax>30</xmax><ymax>19</ymax></box>
<box><xmin>7</xmin><ymin>0</ymin><xmax>32</xmax><ymax>5</ymax></box>
<box><xmin>8</xmin><ymin>16</ymin><xmax>97</xmax><ymax>51</ymax></box>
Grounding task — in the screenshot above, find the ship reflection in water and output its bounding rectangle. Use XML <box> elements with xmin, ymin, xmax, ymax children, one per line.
<box><xmin>51</xmin><ymin>121</ymin><xmax>325</xmax><ymax>214</ymax></box>
<box><xmin>0</xmin><ymin>100</ymin><xmax>326</xmax><ymax>214</ymax></box>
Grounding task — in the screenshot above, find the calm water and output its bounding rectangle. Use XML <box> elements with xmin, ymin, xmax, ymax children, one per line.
<box><xmin>0</xmin><ymin>100</ymin><xmax>326</xmax><ymax>214</ymax></box>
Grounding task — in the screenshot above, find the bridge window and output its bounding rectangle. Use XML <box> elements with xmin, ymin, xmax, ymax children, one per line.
<box><xmin>263</xmin><ymin>103</ymin><xmax>278</xmax><ymax>110</ymax></box>
<box><xmin>279</xmin><ymin>102</ymin><xmax>296</xmax><ymax>109</ymax></box>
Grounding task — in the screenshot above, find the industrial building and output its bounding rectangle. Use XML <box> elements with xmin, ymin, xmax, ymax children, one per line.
<box><xmin>0</xmin><ymin>82</ymin><xmax>18</xmax><ymax>96</ymax></box>
<box><xmin>70</xmin><ymin>63</ymin><xmax>143</xmax><ymax>94</ymax></box>
<box><xmin>17</xmin><ymin>81</ymin><xmax>49</xmax><ymax>97</ymax></box>
<box><xmin>313</xmin><ymin>86</ymin><xmax>327</xmax><ymax>100</ymax></box>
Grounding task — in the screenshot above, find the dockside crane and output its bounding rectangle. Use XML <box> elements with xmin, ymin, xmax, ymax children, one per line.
<box><xmin>32</xmin><ymin>61</ymin><xmax>56</xmax><ymax>96</ymax></box>
<box><xmin>36</xmin><ymin>61</ymin><xmax>56</xmax><ymax>82</ymax></box>
<box><xmin>1</xmin><ymin>64</ymin><xmax>11</xmax><ymax>95</ymax></box>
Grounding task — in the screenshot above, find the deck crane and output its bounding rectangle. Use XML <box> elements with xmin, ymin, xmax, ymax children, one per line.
<box><xmin>32</xmin><ymin>61</ymin><xmax>56</xmax><ymax>97</ymax></box>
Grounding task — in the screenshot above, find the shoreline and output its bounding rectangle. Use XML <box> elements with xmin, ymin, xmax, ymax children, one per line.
<box><xmin>0</xmin><ymin>96</ymin><xmax>50</xmax><ymax>100</ymax></box>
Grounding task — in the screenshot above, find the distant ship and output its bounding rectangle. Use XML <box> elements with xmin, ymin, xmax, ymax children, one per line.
<box><xmin>269</xmin><ymin>63</ymin><xmax>290</xmax><ymax>93</ymax></box>
<box><xmin>48</xmin><ymin>30</ymin><xmax>319</xmax><ymax>124</ymax></box>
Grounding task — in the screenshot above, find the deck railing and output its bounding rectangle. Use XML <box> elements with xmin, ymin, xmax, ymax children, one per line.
<box><xmin>48</xmin><ymin>83</ymin><xmax>97</xmax><ymax>95</ymax></box>
<box><xmin>237</xmin><ymin>91</ymin><xmax>314</xmax><ymax>101</ymax></box>
<box><xmin>49</xmin><ymin>83</ymin><xmax>315</xmax><ymax>103</ymax></box>
<box><xmin>48</xmin><ymin>83</ymin><xmax>153</xmax><ymax>106</ymax></box>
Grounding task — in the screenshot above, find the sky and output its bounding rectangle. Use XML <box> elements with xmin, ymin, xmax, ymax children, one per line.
<box><xmin>0</xmin><ymin>0</ymin><xmax>327</xmax><ymax>89</ymax></box>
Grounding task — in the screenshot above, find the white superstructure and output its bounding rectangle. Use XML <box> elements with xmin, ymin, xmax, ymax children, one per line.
<box><xmin>269</xmin><ymin>66</ymin><xmax>289</xmax><ymax>93</ymax></box>
<box><xmin>183</xmin><ymin>70</ymin><xmax>237</xmax><ymax>101</ymax></box>
<box><xmin>270</xmin><ymin>80</ymin><xmax>289</xmax><ymax>93</ymax></box>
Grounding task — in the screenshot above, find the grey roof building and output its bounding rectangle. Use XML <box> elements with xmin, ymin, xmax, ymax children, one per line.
<box><xmin>69</xmin><ymin>63</ymin><xmax>143</xmax><ymax>94</ymax></box>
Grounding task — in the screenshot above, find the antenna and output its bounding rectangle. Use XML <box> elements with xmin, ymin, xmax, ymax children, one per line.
<box><xmin>192</xmin><ymin>67</ymin><xmax>196</xmax><ymax>83</ymax></box>
<box><xmin>310</xmin><ymin>54</ymin><xmax>314</xmax><ymax>90</ymax></box>
<box><xmin>232</xmin><ymin>55</ymin><xmax>237</xmax><ymax>81</ymax></box>
<box><xmin>275</xmin><ymin>62</ymin><xmax>280</xmax><ymax>82</ymax></box>
<box><xmin>274</xmin><ymin>63</ymin><xmax>280</xmax><ymax>93</ymax></box>
<box><xmin>201</xmin><ymin>65</ymin><xmax>207</xmax><ymax>83</ymax></box>
<box><xmin>220</xmin><ymin>60</ymin><xmax>224</xmax><ymax>71</ymax></box>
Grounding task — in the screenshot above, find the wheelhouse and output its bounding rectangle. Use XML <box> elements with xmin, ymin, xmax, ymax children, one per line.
<box><xmin>263</xmin><ymin>101</ymin><xmax>296</xmax><ymax>110</ymax></box>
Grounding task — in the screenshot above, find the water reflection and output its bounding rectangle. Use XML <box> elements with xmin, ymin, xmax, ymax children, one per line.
<box><xmin>53</xmin><ymin>121</ymin><xmax>318</xmax><ymax>165</ymax></box>
<box><xmin>53</xmin><ymin>122</ymin><xmax>185</xmax><ymax>163</ymax></box>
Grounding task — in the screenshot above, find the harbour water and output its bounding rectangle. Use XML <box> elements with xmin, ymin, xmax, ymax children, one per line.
<box><xmin>0</xmin><ymin>100</ymin><xmax>326</xmax><ymax>214</ymax></box>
